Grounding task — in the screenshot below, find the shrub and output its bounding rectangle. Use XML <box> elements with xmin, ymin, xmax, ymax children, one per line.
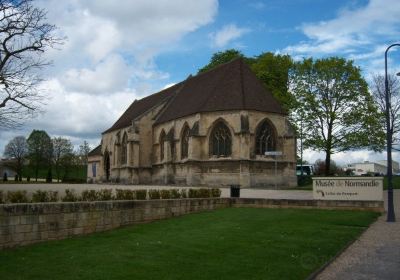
<box><xmin>211</xmin><ymin>188</ymin><xmax>221</xmax><ymax>198</ymax></box>
<box><xmin>160</xmin><ymin>189</ymin><xmax>171</xmax><ymax>199</ymax></box>
<box><xmin>48</xmin><ymin>191</ymin><xmax>58</xmax><ymax>202</ymax></box>
<box><xmin>198</xmin><ymin>188</ymin><xmax>211</xmax><ymax>198</ymax></box>
<box><xmin>81</xmin><ymin>190</ymin><xmax>97</xmax><ymax>201</ymax></box>
<box><xmin>115</xmin><ymin>189</ymin><xmax>135</xmax><ymax>200</ymax></box>
<box><xmin>32</xmin><ymin>190</ymin><xmax>49</xmax><ymax>202</ymax></box>
<box><xmin>14</xmin><ymin>174</ymin><xmax>19</xmax><ymax>181</ymax></box>
<box><xmin>97</xmin><ymin>189</ymin><xmax>113</xmax><ymax>201</ymax></box>
<box><xmin>297</xmin><ymin>175</ymin><xmax>313</xmax><ymax>187</ymax></box>
<box><xmin>180</xmin><ymin>189</ymin><xmax>187</xmax><ymax>198</ymax></box>
<box><xmin>7</xmin><ymin>190</ymin><xmax>28</xmax><ymax>203</ymax></box>
<box><xmin>135</xmin><ymin>189</ymin><xmax>147</xmax><ymax>200</ymax></box>
<box><xmin>27</xmin><ymin>176</ymin><xmax>30</xmax><ymax>182</ymax></box>
<box><xmin>170</xmin><ymin>189</ymin><xmax>181</xmax><ymax>199</ymax></box>
<box><xmin>188</xmin><ymin>188</ymin><xmax>199</xmax><ymax>198</ymax></box>
<box><xmin>0</xmin><ymin>190</ymin><xmax>3</xmax><ymax>203</ymax></box>
<box><xmin>3</xmin><ymin>172</ymin><xmax>7</xmax><ymax>182</ymax></box>
<box><xmin>62</xmin><ymin>189</ymin><xmax>79</xmax><ymax>202</ymax></box>
<box><xmin>148</xmin><ymin>189</ymin><xmax>161</xmax><ymax>199</ymax></box>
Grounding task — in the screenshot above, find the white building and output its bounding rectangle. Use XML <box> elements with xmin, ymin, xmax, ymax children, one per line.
<box><xmin>346</xmin><ymin>160</ymin><xmax>399</xmax><ymax>176</ymax></box>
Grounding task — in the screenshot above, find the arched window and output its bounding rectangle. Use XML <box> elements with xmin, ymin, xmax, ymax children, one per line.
<box><xmin>121</xmin><ymin>133</ymin><xmax>128</xmax><ymax>164</ymax></box>
<box><xmin>160</xmin><ymin>130</ymin><xmax>166</xmax><ymax>161</ymax></box>
<box><xmin>209</xmin><ymin>121</ymin><xmax>232</xmax><ymax>157</ymax></box>
<box><xmin>255</xmin><ymin>119</ymin><xmax>276</xmax><ymax>155</ymax></box>
<box><xmin>181</xmin><ymin>125</ymin><xmax>190</xmax><ymax>159</ymax></box>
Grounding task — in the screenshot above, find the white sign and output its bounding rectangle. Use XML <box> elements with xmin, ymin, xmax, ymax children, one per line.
<box><xmin>313</xmin><ymin>177</ymin><xmax>383</xmax><ymax>201</ymax></box>
<box><xmin>264</xmin><ymin>151</ymin><xmax>282</xmax><ymax>156</ymax></box>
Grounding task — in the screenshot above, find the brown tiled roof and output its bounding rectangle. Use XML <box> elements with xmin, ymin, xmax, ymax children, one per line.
<box><xmin>103</xmin><ymin>82</ymin><xmax>183</xmax><ymax>133</ymax></box>
<box><xmin>104</xmin><ymin>58</ymin><xmax>285</xmax><ymax>133</ymax></box>
<box><xmin>154</xmin><ymin>58</ymin><xmax>285</xmax><ymax>124</ymax></box>
<box><xmin>88</xmin><ymin>145</ymin><xmax>102</xmax><ymax>157</ymax></box>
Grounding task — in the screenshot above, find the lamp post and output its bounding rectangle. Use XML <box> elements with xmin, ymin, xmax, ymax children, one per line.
<box><xmin>384</xmin><ymin>43</ymin><xmax>400</xmax><ymax>222</ymax></box>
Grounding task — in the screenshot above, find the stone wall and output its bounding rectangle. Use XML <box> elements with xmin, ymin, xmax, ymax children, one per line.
<box><xmin>0</xmin><ymin>198</ymin><xmax>384</xmax><ymax>249</ymax></box>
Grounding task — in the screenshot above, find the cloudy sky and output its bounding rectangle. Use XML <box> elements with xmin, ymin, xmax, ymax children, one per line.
<box><xmin>1</xmin><ymin>0</ymin><xmax>400</xmax><ymax>166</ymax></box>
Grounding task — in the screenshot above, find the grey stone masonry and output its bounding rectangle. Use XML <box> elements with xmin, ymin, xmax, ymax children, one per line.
<box><xmin>0</xmin><ymin>198</ymin><xmax>384</xmax><ymax>249</ymax></box>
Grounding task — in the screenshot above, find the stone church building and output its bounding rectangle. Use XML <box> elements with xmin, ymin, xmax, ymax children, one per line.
<box><xmin>87</xmin><ymin>58</ymin><xmax>296</xmax><ymax>188</ymax></box>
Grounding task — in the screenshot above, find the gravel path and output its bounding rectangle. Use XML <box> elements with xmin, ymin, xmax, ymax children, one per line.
<box><xmin>316</xmin><ymin>190</ymin><xmax>400</xmax><ymax>280</ymax></box>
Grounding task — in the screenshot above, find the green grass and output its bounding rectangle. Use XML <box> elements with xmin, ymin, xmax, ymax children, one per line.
<box><xmin>0</xmin><ymin>208</ymin><xmax>379</xmax><ymax>280</ymax></box>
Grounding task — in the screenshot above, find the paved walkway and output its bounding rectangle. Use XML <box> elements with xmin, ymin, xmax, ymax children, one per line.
<box><xmin>316</xmin><ymin>190</ymin><xmax>400</xmax><ymax>280</ymax></box>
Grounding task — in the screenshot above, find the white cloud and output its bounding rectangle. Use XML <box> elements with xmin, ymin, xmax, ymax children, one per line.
<box><xmin>283</xmin><ymin>0</ymin><xmax>400</xmax><ymax>56</ymax></box>
<box><xmin>210</xmin><ymin>24</ymin><xmax>250</xmax><ymax>48</ymax></box>
<box><xmin>0</xmin><ymin>0</ymin><xmax>219</xmax><ymax>153</ymax></box>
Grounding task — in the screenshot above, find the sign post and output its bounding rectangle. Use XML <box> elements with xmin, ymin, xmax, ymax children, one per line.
<box><xmin>264</xmin><ymin>151</ymin><xmax>283</xmax><ymax>189</ymax></box>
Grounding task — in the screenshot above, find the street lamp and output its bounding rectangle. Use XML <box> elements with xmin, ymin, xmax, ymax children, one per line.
<box><xmin>384</xmin><ymin>43</ymin><xmax>400</xmax><ymax>222</ymax></box>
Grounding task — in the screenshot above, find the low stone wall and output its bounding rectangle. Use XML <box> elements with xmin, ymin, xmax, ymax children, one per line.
<box><xmin>0</xmin><ymin>198</ymin><xmax>384</xmax><ymax>249</ymax></box>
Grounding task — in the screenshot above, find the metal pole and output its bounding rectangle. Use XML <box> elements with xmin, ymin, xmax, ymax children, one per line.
<box><xmin>385</xmin><ymin>43</ymin><xmax>400</xmax><ymax>222</ymax></box>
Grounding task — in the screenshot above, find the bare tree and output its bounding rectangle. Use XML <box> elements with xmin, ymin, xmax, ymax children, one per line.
<box><xmin>3</xmin><ymin>135</ymin><xmax>27</xmax><ymax>180</ymax></box>
<box><xmin>0</xmin><ymin>0</ymin><xmax>63</xmax><ymax>128</ymax></box>
<box><xmin>52</xmin><ymin>137</ymin><xmax>73</xmax><ymax>182</ymax></box>
<box><xmin>78</xmin><ymin>140</ymin><xmax>91</xmax><ymax>165</ymax></box>
<box><xmin>371</xmin><ymin>73</ymin><xmax>400</xmax><ymax>146</ymax></box>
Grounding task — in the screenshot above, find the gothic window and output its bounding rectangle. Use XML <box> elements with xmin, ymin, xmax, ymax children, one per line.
<box><xmin>209</xmin><ymin>121</ymin><xmax>232</xmax><ymax>157</ymax></box>
<box><xmin>160</xmin><ymin>130</ymin><xmax>166</xmax><ymax>161</ymax></box>
<box><xmin>255</xmin><ymin>119</ymin><xmax>276</xmax><ymax>155</ymax></box>
<box><xmin>181</xmin><ymin>125</ymin><xmax>190</xmax><ymax>159</ymax></box>
<box><xmin>121</xmin><ymin>133</ymin><xmax>128</xmax><ymax>164</ymax></box>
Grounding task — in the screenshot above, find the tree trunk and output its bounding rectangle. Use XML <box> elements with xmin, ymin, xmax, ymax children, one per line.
<box><xmin>325</xmin><ymin>152</ymin><xmax>331</xmax><ymax>176</ymax></box>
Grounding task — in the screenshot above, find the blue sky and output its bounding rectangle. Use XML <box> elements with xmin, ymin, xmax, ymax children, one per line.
<box><xmin>1</xmin><ymin>0</ymin><xmax>400</xmax><ymax>165</ymax></box>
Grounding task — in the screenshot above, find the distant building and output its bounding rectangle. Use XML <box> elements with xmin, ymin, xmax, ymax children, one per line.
<box><xmin>346</xmin><ymin>160</ymin><xmax>399</xmax><ymax>176</ymax></box>
<box><xmin>87</xmin><ymin>145</ymin><xmax>102</xmax><ymax>183</ymax></box>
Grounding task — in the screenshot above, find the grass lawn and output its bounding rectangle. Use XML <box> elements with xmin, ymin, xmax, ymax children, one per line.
<box><xmin>0</xmin><ymin>208</ymin><xmax>379</xmax><ymax>280</ymax></box>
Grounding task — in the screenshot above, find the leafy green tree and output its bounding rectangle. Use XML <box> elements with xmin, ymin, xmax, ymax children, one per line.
<box><xmin>78</xmin><ymin>140</ymin><xmax>91</xmax><ymax>165</ymax></box>
<box><xmin>249</xmin><ymin>52</ymin><xmax>294</xmax><ymax>110</ymax></box>
<box><xmin>52</xmin><ymin>137</ymin><xmax>74</xmax><ymax>182</ymax></box>
<box><xmin>27</xmin><ymin>130</ymin><xmax>53</xmax><ymax>181</ymax></box>
<box><xmin>3</xmin><ymin>136</ymin><xmax>27</xmax><ymax>180</ymax></box>
<box><xmin>198</xmin><ymin>49</ymin><xmax>244</xmax><ymax>73</ymax></box>
<box><xmin>290</xmin><ymin>57</ymin><xmax>385</xmax><ymax>175</ymax></box>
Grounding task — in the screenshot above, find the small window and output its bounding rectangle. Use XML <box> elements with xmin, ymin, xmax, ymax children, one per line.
<box><xmin>181</xmin><ymin>125</ymin><xmax>190</xmax><ymax>159</ymax></box>
<box><xmin>209</xmin><ymin>121</ymin><xmax>232</xmax><ymax>157</ymax></box>
<box><xmin>255</xmin><ymin>120</ymin><xmax>276</xmax><ymax>155</ymax></box>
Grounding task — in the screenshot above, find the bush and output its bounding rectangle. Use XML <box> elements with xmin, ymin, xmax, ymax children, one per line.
<box><xmin>188</xmin><ymin>189</ymin><xmax>198</xmax><ymax>198</ymax></box>
<box><xmin>81</xmin><ymin>190</ymin><xmax>97</xmax><ymax>201</ymax></box>
<box><xmin>180</xmin><ymin>189</ymin><xmax>187</xmax><ymax>198</ymax></box>
<box><xmin>170</xmin><ymin>189</ymin><xmax>181</xmax><ymax>199</ymax></box>
<box><xmin>7</xmin><ymin>190</ymin><xmax>28</xmax><ymax>203</ymax></box>
<box><xmin>3</xmin><ymin>172</ymin><xmax>7</xmax><ymax>182</ymax></box>
<box><xmin>115</xmin><ymin>189</ymin><xmax>135</xmax><ymax>200</ymax></box>
<box><xmin>97</xmin><ymin>189</ymin><xmax>113</xmax><ymax>201</ymax></box>
<box><xmin>148</xmin><ymin>189</ymin><xmax>161</xmax><ymax>199</ymax></box>
<box><xmin>0</xmin><ymin>190</ymin><xmax>3</xmax><ymax>203</ymax></box>
<box><xmin>135</xmin><ymin>189</ymin><xmax>147</xmax><ymax>200</ymax></box>
<box><xmin>199</xmin><ymin>188</ymin><xmax>211</xmax><ymax>198</ymax></box>
<box><xmin>211</xmin><ymin>188</ymin><xmax>221</xmax><ymax>198</ymax></box>
<box><xmin>14</xmin><ymin>174</ymin><xmax>19</xmax><ymax>181</ymax></box>
<box><xmin>297</xmin><ymin>175</ymin><xmax>313</xmax><ymax>187</ymax></box>
<box><xmin>27</xmin><ymin>176</ymin><xmax>30</xmax><ymax>182</ymax></box>
<box><xmin>62</xmin><ymin>189</ymin><xmax>79</xmax><ymax>202</ymax></box>
<box><xmin>31</xmin><ymin>190</ymin><xmax>58</xmax><ymax>203</ymax></box>
<box><xmin>160</xmin><ymin>189</ymin><xmax>171</xmax><ymax>199</ymax></box>
<box><xmin>62</xmin><ymin>178</ymin><xmax>86</xmax><ymax>184</ymax></box>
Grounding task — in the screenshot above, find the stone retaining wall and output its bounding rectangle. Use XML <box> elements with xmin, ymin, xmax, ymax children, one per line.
<box><xmin>0</xmin><ymin>198</ymin><xmax>384</xmax><ymax>249</ymax></box>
